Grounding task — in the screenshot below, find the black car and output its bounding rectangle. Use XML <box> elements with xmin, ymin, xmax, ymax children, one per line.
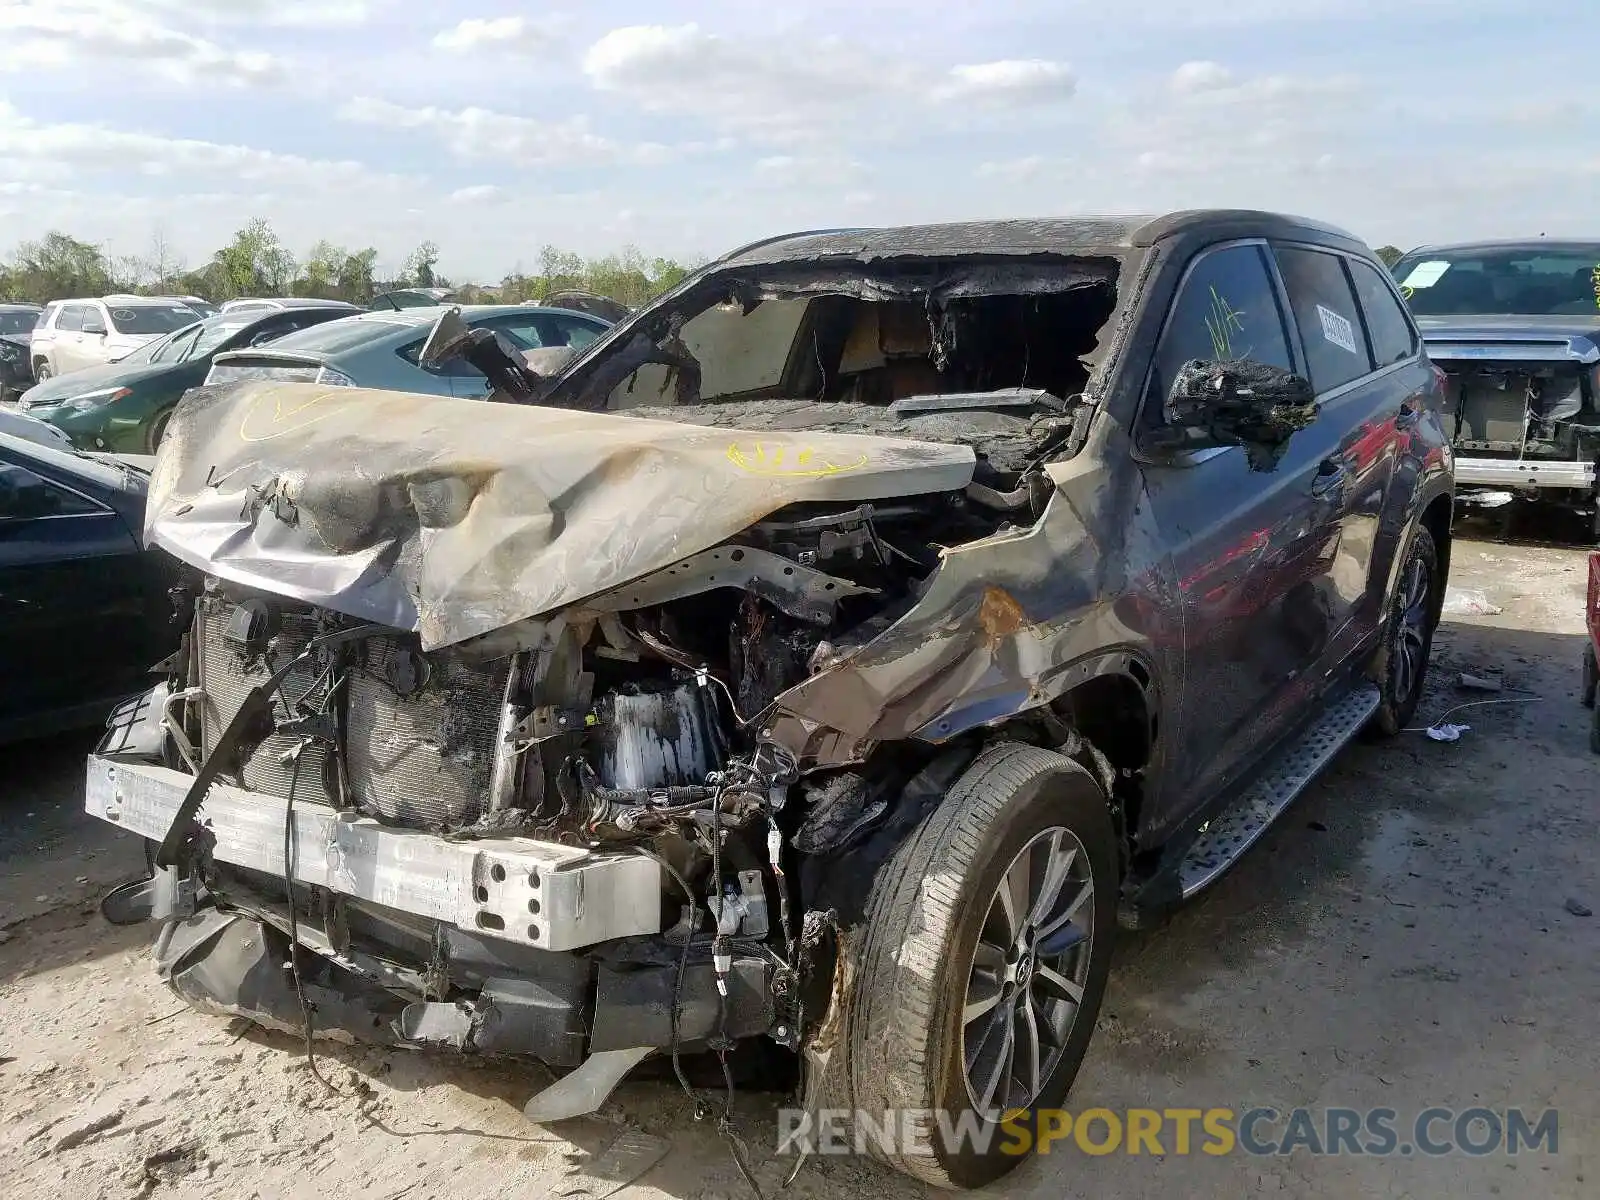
<box><xmin>1390</xmin><ymin>239</ymin><xmax>1600</xmax><ymax>531</ymax></box>
<box><xmin>0</xmin><ymin>433</ymin><xmax>181</xmax><ymax>743</ymax></box>
<box><xmin>87</xmin><ymin>211</ymin><xmax>1452</xmax><ymax>1189</ymax></box>
<box><xmin>0</xmin><ymin>302</ymin><xmax>44</xmax><ymax>402</ymax></box>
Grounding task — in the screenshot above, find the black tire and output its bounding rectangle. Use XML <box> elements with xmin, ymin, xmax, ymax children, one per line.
<box><xmin>32</xmin><ymin>360</ymin><xmax>50</xmax><ymax>383</ymax></box>
<box><xmin>1591</xmin><ymin>699</ymin><xmax>1600</xmax><ymax>756</ymax></box>
<box><xmin>1369</xmin><ymin>526</ymin><xmax>1440</xmax><ymax>737</ymax></box>
<box><xmin>824</xmin><ymin>742</ymin><xmax>1118</xmax><ymax>1189</ymax></box>
<box><xmin>1582</xmin><ymin>643</ymin><xmax>1597</xmax><ymax>710</ymax></box>
<box><xmin>147</xmin><ymin>408</ymin><xmax>172</xmax><ymax>453</ymax></box>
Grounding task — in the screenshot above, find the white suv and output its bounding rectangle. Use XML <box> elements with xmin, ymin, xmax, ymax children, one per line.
<box><xmin>30</xmin><ymin>295</ymin><xmax>201</xmax><ymax>381</ymax></box>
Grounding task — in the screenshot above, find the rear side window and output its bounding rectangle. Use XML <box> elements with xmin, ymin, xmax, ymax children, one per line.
<box><xmin>56</xmin><ymin>305</ymin><xmax>85</xmax><ymax>332</ymax></box>
<box><xmin>1348</xmin><ymin>259</ymin><xmax>1417</xmax><ymax>368</ymax></box>
<box><xmin>547</xmin><ymin>315</ymin><xmax>604</xmax><ymax>349</ymax></box>
<box><xmin>397</xmin><ymin>338</ymin><xmax>481</xmax><ymax>377</ymax></box>
<box><xmin>1147</xmin><ymin>243</ymin><xmax>1294</xmax><ymax>426</ymax></box>
<box><xmin>479</xmin><ymin>314</ymin><xmax>546</xmax><ymax>350</ymax></box>
<box><xmin>1273</xmin><ymin>246</ymin><xmax>1374</xmax><ymax>392</ymax></box>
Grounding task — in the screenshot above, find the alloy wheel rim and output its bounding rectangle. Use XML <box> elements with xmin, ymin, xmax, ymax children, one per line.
<box><xmin>1393</xmin><ymin>554</ymin><xmax>1431</xmax><ymax>703</ymax></box>
<box><xmin>961</xmin><ymin>826</ymin><xmax>1095</xmax><ymax>1119</ymax></box>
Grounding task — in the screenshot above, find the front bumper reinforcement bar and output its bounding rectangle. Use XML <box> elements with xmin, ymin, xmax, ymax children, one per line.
<box><xmin>85</xmin><ymin>755</ymin><xmax>663</xmax><ymax>952</ymax></box>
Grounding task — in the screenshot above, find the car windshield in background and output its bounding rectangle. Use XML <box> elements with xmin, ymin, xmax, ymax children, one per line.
<box><xmin>1393</xmin><ymin>245</ymin><xmax>1600</xmax><ymax>316</ymax></box>
<box><xmin>0</xmin><ymin>311</ymin><xmax>37</xmax><ymax>334</ymax></box>
<box><xmin>251</xmin><ymin>314</ymin><xmax>413</xmax><ymax>355</ymax></box>
<box><xmin>108</xmin><ymin>305</ymin><xmax>201</xmax><ymax>335</ymax></box>
<box><xmin>144</xmin><ymin>317</ymin><xmax>250</xmax><ymax>364</ymax></box>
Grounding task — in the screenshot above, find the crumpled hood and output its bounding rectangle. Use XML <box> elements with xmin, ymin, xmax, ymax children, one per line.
<box><xmin>145</xmin><ymin>381</ymin><xmax>976</xmax><ymax>649</ymax></box>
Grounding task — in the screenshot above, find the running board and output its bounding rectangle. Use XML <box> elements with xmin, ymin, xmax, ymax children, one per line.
<box><xmin>1121</xmin><ymin>682</ymin><xmax>1381</xmax><ymax>926</ymax></box>
<box><xmin>1177</xmin><ymin>682</ymin><xmax>1380</xmax><ymax>898</ymax></box>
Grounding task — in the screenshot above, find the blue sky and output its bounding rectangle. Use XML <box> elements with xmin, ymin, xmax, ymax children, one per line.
<box><xmin>0</xmin><ymin>0</ymin><xmax>1592</xmax><ymax>281</ymax></box>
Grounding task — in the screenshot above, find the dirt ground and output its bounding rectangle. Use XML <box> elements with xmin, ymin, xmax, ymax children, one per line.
<box><xmin>1</xmin><ymin>531</ymin><xmax>1595</xmax><ymax>1200</ymax></box>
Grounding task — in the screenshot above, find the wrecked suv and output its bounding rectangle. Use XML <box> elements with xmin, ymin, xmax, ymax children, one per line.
<box><xmin>1391</xmin><ymin>239</ymin><xmax>1600</xmax><ymax>534</ymax></box>
<box><xmin>87</xmin><ymin>211</ymin><xmax>1452</xmax><ymax>1189</ymax></box>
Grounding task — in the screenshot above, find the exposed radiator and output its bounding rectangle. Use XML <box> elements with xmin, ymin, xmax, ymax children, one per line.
<box><xmin>195</xmin><ymin>594</ymin><xmax>514</xmax><ymax>830</ymax></box>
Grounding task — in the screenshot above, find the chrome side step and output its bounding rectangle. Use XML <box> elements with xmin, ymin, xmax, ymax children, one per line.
<box><xmin>1176</xmin><ymin>682</ymin><xmax>1380</xmax><ymax>899</ymax></box>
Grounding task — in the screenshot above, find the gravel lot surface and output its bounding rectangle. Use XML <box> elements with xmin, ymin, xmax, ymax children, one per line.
<box><xmin>1</xmin><ymin>534</ymin><xmax>1594</xmax><ymax>1199</ymax></box>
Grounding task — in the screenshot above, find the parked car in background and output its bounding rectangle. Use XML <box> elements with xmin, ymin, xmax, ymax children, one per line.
<box><xmin>369</xmin><ymin>287</ymin><xmax>456</xmax><ymax>310</ymax></box>
<box><xmin>150</xmin><ymin>294</ymin><xmax>220</xmax><ymax>318</ymax></box>
<box><xmin>1391</xmin><ymin>239</ymin><xmax>1600</xmax><ymax>532</ymax></box>
<box><xmin>204</xmin><ymin>304</ymin><xmax>611</xmax><ymax>397</ymax></box>
<box><xmin>0</xmin><ymin>404</ymin><xmax>74</xmax><ymax>450</ymax></box>
<box><xmin>0</xmin><ymin>432</ymin><xmax>182</xmax><ymax>743</ymax></box>
<box><xmin>114</xmin><ymin>212</ymin><xmax>1452</xmax><ymax>1190</ymax></box>
<box><xmin>15</xmin><ymin>304</ymin><xmax>355</xmax><ymax>452</ymax></box>
<box><xmin>219</xmin><ymin>297</ymin><xmax>360</xmax><ymax>317</ymax></box>
<box><xmin>0</xmin><ymin>302</ymin><xmax>43</xmax><ymax>401</ymax></box>
<box><xmin>30</xmin><ymin>296</ymin><xmax>201</xmax><ymax>381</ymax></box>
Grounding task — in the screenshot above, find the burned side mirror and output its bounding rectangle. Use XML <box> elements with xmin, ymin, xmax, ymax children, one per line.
<box><xmin>1163</xmin><ymin>358</ymin><xmax>1319</xmax><ymax>471</ymax></box>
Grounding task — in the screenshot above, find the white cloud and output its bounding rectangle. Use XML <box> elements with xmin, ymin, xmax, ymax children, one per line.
<box><xmin>976</xmin><ymin>155</ymin><xmax>1055</xmax><ymax>182</ymax></box>
<box><xmin>938</xmin><ymin>60</ymin><xmax>1076</xmax><ymax>105</ymax></box>
<box><xmin>0</xmin><ymin>2</ymin><xmax>285</xmax><ymax>86</ymax></box>
<box><xmin>433</xmin><ymin>16</ymin><xmax>565</xmax><ymax>54</ymax></box>
<box><xmin>0</xmin><ymin>102</ymin><xmax>411</xmax><ymax>192</ymax></box>
<box><xmin>752</xmin><ymin>154</ymin><xmax>865</xmax><ymax>187</ymax></box>
<box><xmin>449</xmin><ymin>184</ymin><xmax>506</xmax><ymax>203</ymax></box>
<box><xmin>583</xmin><ymin>24</ymin><xmax>1074</xmax><ymax>142</ymax></box>
<box><xmin>1170</xmin><ymin>60</ymin><xmax>1235</xmax><ymax>94</ymax></box>
<box><xmin>143</xmin><ymin>0</ymin><xmax>381</xmax><ymax>27</ymax></box>
<box><xmin>1167</xmin><ymin>62</ymin><xmax>1359</xmax><ymax>106</ymax></box>
<box><xmin>338</xmin><ymin>96</ymin><xmax>679</xmax><ymax>168</ymax></box>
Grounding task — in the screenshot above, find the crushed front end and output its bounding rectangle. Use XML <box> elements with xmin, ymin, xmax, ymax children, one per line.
<box><xmin>1419</xmin><ymin>323</ymin><xmax>1600</xmax><ymax>527</ymax></box>
<box><xmin>86</xmin><ymin>234</ymin><xmax>1126</xmax><ymax>1122</ymax></box>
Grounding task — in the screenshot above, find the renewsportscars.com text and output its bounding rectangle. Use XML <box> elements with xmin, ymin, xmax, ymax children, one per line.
<box><xmin>776</xmin><ymin>1106</ymin><xmax>1559</xmax><ymax>1158</ymax></box>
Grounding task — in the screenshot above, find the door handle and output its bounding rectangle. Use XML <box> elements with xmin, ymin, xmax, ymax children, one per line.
<box><xmin>1310</xmin><ymin>458</ymin><xmax>1346</xmax><ymax>497</ymax></box>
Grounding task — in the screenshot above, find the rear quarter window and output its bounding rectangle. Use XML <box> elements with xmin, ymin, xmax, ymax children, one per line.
<box><xmin>1272</xmin><ymin>246</ymin><xmax>1375</xmax><ymax>393</ymax></box>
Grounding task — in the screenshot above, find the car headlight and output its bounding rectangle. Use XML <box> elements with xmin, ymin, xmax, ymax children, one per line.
<box><xmin>61</xmin><ymin>387</ymin><xmax>132</xmax><ymax>412</ymax></box>
<box><xmin>314</xmin><ymin>366</ymin><xmax>357</xmax><ymax>387</ymax></box>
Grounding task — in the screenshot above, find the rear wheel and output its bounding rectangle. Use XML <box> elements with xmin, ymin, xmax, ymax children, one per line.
<box><xmin>32</xmin><ymin>360</ymin><xmax>50</xmax><ymax>383</ymax></box>
<box><xmin>1582</xmin><ymin>643</ymin><xmax>1597</xmax><ymax>709</ymax></box>
<box><xmin>1369</xmin><ymin>526</ymin><xmax>1439</xmax><ymax>737</ymax></box>
<box><xmin>826</xmin><ymin>742</ymin><xmax>1118</xmax><ymax>1189</ymax></box>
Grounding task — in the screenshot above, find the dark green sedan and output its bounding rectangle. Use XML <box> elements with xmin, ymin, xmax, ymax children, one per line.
<box><xmin>12</xmin><ymin>303</ymin><xmax>354</xmax><ymax>452</ymax></box>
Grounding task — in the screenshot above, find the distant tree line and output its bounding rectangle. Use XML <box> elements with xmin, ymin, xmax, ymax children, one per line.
<box><xmin>0</xmin><ymin>218</ymin><xmax>699</xmax><ymax>308</ymax></box>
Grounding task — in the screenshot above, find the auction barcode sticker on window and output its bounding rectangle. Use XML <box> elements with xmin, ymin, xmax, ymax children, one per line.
<box><xmin>1317</xmin><ymin>304</ymin><xmax>1359</xmax><ymax>355</ymax></box>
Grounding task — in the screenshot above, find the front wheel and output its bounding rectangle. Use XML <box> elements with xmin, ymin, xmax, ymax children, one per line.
<box><xmin>825</xmin><ymin>742</ymin><xmax>1118</xmax><ymax>1189</ymax></box>
<box><xmin>32</xmin><ymin>360</ymin><xmax>51</xmax><ymax>383</ymax></box>
<box><xmin>146</xmin><ymin>408</ymin><xmax>172</xmax><ymax>453</ymax></box>
<box><xmin>1369</xmin><ymin>526</ymin><xmax>1440</xmax><ymax>737</ymax></box>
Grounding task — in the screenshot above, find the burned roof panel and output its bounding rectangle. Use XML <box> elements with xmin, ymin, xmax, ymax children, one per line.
<box><xmin>720</xmin><ymin>218</ymin><xmax>1154</xmax><ymax>267</ymax></box>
